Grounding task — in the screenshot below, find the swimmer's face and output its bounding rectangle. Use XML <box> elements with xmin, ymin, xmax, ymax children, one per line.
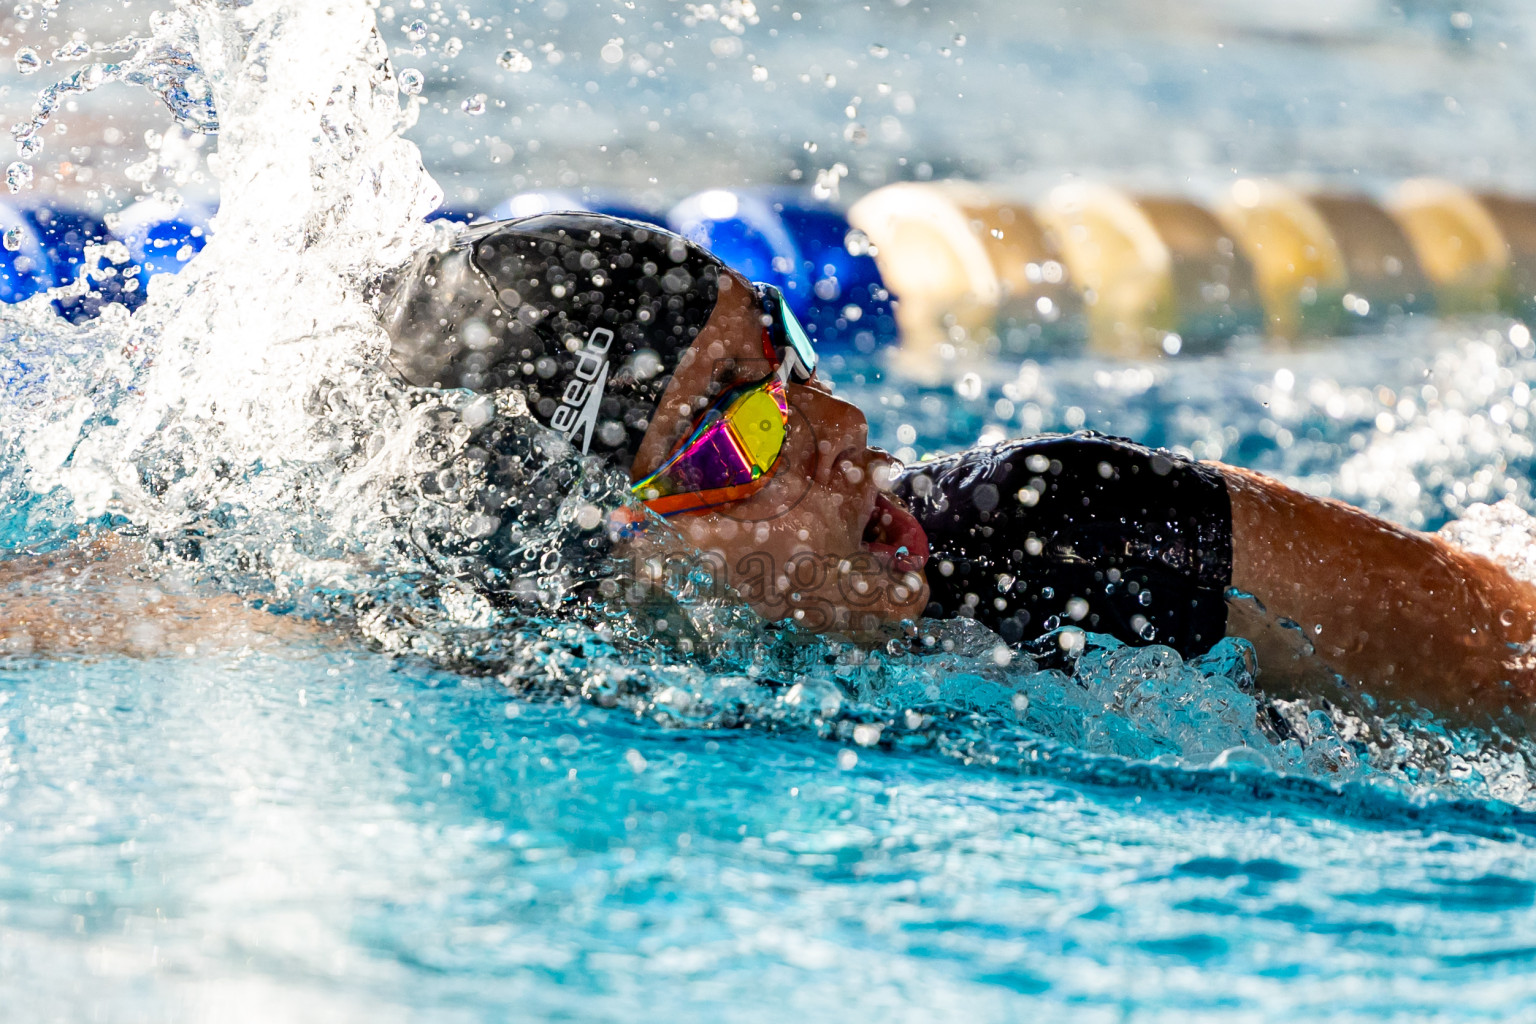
<box><xmin>624</xmin><ymin>271</ymin><xmax>930</xmax><ymax>632</ymax></box>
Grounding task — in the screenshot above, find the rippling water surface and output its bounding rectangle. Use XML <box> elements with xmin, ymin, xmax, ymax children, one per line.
<box><xmin>6</xmin><ymin>0</ymin><xmax>1536</xmax><ymax>1020</ymax></box>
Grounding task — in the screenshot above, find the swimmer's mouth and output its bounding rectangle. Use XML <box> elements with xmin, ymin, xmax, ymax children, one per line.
<box><xmin>862</xmin><ymin>492</ymin><xmax>930</xmax><ymax>575</ymax></box>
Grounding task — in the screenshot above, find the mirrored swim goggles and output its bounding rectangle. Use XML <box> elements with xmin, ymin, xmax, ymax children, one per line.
<box><xmin>630</xmin><ymin>283</ymin><xmax>819</xmax><ymax>516</ymax></box>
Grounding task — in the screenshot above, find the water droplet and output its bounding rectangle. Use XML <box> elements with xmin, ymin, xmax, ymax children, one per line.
<box><xmin>599</xmin><ymin>39</ymin><xmax>624</xmax><ymax>64</ymax></box>
<box><xmin>443</xmin><ymin>36</ymin><xmax>463</xmax><ymax>58</ymax></box>
<box><xmin>14</xmin><ymin>47</ymin><xmax>40</xmax><ymax>74</ymax></box>
<box><xmin>868</xmin><ymin>43</ymin><xmax>888</xmax><ymax>58</ymax></box>
<box><xmin>52</xmin><ymin>38</ymin><xmax>88</xmax><ymax>61</ymax></box>
<box><xmin>13</xmin><ymin>4</ymin><xmax>33</xmax><ymax>19</ymax></box>
<box><xmin>852</xmin><ymin>723</ymin><xmax>882</xmax><ymax>747</ymax></box>
<box><xmin>398</xmin><ymin>67</ymin><xmax>424</xmax><ymax>95</ymax></box>
<box><xmin>750</xmin><ymin>64</ymin><xmax>768</xmax><ymax>82</ymax></box>
<box><xmin>6</xmin><ymin>161</ymin><xmax>33</xmax><ymax>193</ymax></box>
<box><xmin>404</xmin><ymin>19</ymin><xmax>428</xmax><ymax>42</ymax></box>
<box><xmin>17</xmin><ymin>135</ymin><xmax>42</xmax><ymax>158</ymax></box>
<box><xmin>953</xmin><ymin>33</ymin><xmax>967</xmax><ymax>46</ymax></box>
<box><xmin>461</xmin><ymin>93</ymin><xmax>487</xmax><ymax>116</ymax></box>
<box><xmin>497</xmin><ymin>47</ymin><xmax>533</xmax><ymax>72</ymax></box>
<box><xmin>2</xmin><ymin>227</ymin><xmax>22</xmax><ymax>252</ymax></box>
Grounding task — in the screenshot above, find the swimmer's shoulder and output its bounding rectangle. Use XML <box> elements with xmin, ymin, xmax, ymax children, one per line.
<box><xmin>893</xmin><ymin>430</ymin><xmax>1148</xmax><ymax>493</ymax></box>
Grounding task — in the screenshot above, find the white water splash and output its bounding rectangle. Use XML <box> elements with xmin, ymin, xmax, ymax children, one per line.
<box><xmin>4</xmin><ymin>1</ymin><xmax>451</xmax><ymax>587</ymax></box>
<box><xmin>76</xmin><ymin>0</ymin><xmax>438</xmax><ymax>517</ymax></box>
<box><xmin>1440</xmin><ymin>500</ymin><xmax>1536</xmax><ymax>585</ymax></box>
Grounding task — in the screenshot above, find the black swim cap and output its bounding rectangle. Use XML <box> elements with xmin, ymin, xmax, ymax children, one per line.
<box><xmin>382</xmin><ymin>213</ymin><xmax>726</xmax><ymax>475</ymax></box>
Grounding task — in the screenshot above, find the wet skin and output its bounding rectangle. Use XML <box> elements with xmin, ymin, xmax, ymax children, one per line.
<box><xmin>623</xmin><ymin>271</ymin><xmax>931</xmax><ymax>632</ymax></box>
<box><xmin>625</xmin><ymin>272</ymin><xmax>1536</xmax><ymax>721</ymax></box>
<box><xmin>0</xmin><ymin>535</ymin><xmax>324</xmax><ymax>659</ymax></box>
<box><xmin>1225</xmin><ymin>468</ymin><xmax>1536</xmax><ymax>721</ymax></box>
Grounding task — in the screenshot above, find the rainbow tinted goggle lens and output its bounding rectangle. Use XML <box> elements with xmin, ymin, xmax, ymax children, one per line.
<box><xmin>630</xmin><ymin>283</ymin><xmax>818</xmax><ymax>516</ymax></box>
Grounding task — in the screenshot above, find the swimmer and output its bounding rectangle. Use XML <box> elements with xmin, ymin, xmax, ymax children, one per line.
<box><xmin>382</xmin><ymin>213</ymin><xmax>1536</xmax><ymax>722</ymax></box>
<box><xmin>8</xmin><ymin>212</ymin><xmax>1536</xmax><ymax>725</ymax></box>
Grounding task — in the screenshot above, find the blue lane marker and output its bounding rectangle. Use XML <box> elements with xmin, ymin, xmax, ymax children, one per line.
<box><xmin>0</xmin><ymin>192</ymin><xmax>895</xmax><ymax>357</ymax></box>
<box><xmin>776</xmin><ymin>199</ymin><xmax>896</xmax><ymax>354</ymax></box>
<box><xmin>23</xmin><ymin>206</ymin><xmax>107</xmax><ymax>288</ymax></box>
<box><xmin>667</xmin><ymin>188</ymin><xmax>896</xmax><ymax>353</ymax></box>
<box><xmin>0</xmin><ymin>198</ymin><xmax>53</xmax><ymax>303</ymax></box>
<box><xmin>425</xmin><ymin>206</ymin><xmax>483</xmax><ymax>225</ymax></box>
<box><xmin>112</xmin><ymin>199</ymin><xmax>211</xmax><ymax>280</ymax></box>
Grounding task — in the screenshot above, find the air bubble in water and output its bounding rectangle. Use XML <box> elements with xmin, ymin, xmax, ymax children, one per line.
<box><xmin>443</xmin><ymin>36</ymin><xmax>463</xmax><ymax>58</ymax></box>
<box><xmin>14</xmin><ymin>47</ymin><xmax>40</xmax><ymax>74</ymax></box>
<box><xmin>404</xmin><ymin>19</ymin><xmax>428</xmax><ymax>41</ymax></box>
<box><xmin>751</xmin><ymin>64</ymin><xmax>768</xmax><ymax>82</ymax></box>
<box><xmin>14</xmin><ymin>4</ymin><xmax>33</xmax><ymax>20</ymax></box>
<box><xmin>398</xmin><ymin>67</ymin><xmax>424</xmax><ymax>94</ymax></box>
<box><xmin>868</xmin><ymin>43</ymin><xmax>888</xmax><ymax>58</ymax></box>
<box><xmin>461</xmin><ymin>93</ymin><xmax>487</xmax><ymax>115</ymax></box>
<box><xmin>17</xmin><ymin>135</ymin><xmax>42</xmax><ymax>158</ymax></box>
<box><xmin>498</xmin><ymin>47</ymin><xmax>533</xmax><ymax>72</ymax></box>
<box><xmin>2</xmin><ymin>226</ymin><xmax>21</xmax><ymax>251</ymax></box>
<box><xmin>6</xmin><ymin>161</ymin><xmax>33</xmax><ymax>193</ymax></box>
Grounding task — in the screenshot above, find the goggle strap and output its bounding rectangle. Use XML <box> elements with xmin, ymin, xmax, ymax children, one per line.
<box><xmin>775</xmin><ymin>345</ymin><xmax>802</xmax><ymax>387</ymax></box>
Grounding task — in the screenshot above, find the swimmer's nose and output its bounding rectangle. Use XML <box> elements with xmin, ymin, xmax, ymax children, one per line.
<box><xmin>791</xmin><ymin>384</ymin><xmax>871</xmax><ymax>488</ymax></box>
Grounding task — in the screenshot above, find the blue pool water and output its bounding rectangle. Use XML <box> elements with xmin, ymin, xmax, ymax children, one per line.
<box><xmin>7</xmin><ymin>1</ymin><xmax>1536</xmax><ymax>1020</ymax></box>
<box><xmin>8</xmin><ymin>636</ymin><xmax>1536</xmax><ymax>1020</ymax></box>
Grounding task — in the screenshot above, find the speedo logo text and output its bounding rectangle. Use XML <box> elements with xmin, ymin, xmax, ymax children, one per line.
<box><xmin>549</xmin><ymin>327</ymin><xmax>614</xmax><ymax>453</ymax></box>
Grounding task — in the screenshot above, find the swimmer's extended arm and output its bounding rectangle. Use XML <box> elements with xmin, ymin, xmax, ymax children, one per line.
<box><xmin>0</xmin><ymin>535</ymin><xmax>320</xmax><ymax>659</ymax></box>
<box><xmin>1222</xmin><ymin>466</ymin><xmax>1536</xmax><ymax>718</ymax></box>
